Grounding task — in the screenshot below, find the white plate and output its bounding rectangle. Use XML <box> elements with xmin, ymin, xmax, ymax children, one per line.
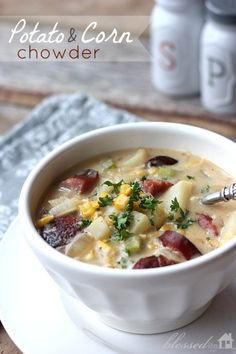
<box><xmin>0</xmin><ymin>219</ymin><xmax>236</xmax><ymax>354</ymax></box>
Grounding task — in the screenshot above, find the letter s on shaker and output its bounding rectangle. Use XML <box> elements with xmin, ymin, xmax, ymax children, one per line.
<box><xmin>159</xmin><ymin>41</ymin><xmax>176</xmax><ymax>71</ymax></box>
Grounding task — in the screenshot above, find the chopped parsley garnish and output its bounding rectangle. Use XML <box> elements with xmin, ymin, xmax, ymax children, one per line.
<box><xmin>170</xmin><ymin>197</ymin><xmax>180</xmax><ymax>213</ymax></box>
<box><xmin>103</xmin><ymin>180</ymin><xmax>124</xmax><ymax>194</ymax></box>
<box><xmin>98</xmin><ymin>195</ymin><xmax>113</xmax><ymax>207</ymax></box>
<box><xmin>140</xmin><ymin>194</ymin><xmax>161</xmax><ymax>213</ymax></box>
<box><xmin>175</xmin><ymin>212</ymin><xmax>194</xmax><ymax>229</ymax></box>
<box><xmin>130</xmin><ymin>181</ymin><xmax>142</xmax><ymax>201</ymax></box>
<box><xmin>126</xmin><ymin>181</ymin><xmax>142</xmax><ymax>210</ymax></box>
<box><xmin>169</xmin><ymin>197</ymin><xmax>194</xmax><ymax>230</ymax></box>
<box><xmin>187</xmin><ymin>175</ymin><xmax>195</xmax><ymax>180</ymax></box>
<box><xmin>109</xmin><ymin>211</ymin><xmax>133</xmax><ymax>241</ymax></box>
<box><xmin>76</xmin><ymin>219</ymin><xmax>91</xmax><ymax>229</ymax></box>
<box><xmin>111</xmin><ymin>211</ymin><xmax>133</xmax><ymax>230</ymax></box>
<box><xmin>201</xmin><ymin>185</ymin><xmax>210</xmax><ymax>194</ymax></box>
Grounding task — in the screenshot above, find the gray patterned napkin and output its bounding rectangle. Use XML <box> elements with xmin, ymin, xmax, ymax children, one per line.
<box><xmin>0</xmin><ymin>94</ymin><xmax>141</xmax><ymax>239</ymax></box>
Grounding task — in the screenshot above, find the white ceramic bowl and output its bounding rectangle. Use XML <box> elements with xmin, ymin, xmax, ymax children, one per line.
<box><xmin>19</xmin><ymin>122</ymin><xmax>236</xmax><ymax>334</ymax></box>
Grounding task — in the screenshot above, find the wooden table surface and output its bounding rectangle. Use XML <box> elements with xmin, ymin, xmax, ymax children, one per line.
<box><xmin>0</xmin><ymin>1</ymin><xmax>236</xmax><ymax>353</ymax></box>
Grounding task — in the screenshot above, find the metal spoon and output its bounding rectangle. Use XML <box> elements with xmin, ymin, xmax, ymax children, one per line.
<box><xmin>201</xmin><ymin>183</ymin><xmax>236</xmax><ymax>205</ymax></box>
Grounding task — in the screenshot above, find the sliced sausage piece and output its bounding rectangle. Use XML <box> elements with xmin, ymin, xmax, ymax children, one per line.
<box><xmin>133</xmin><ymin>255</ymin><xmax>177</xmax><ymax>269</ymax></box>
<box><xmin>158</xmin><ymin>255</ymin><xmax>177</xmax><ymax>266</ymax></box>
<box><xmin>61</xmin><ymin>169</ymin><xmax>99</xmax><ymax>194</ymax></box>
<box><xmin>40</xmin><ymin>214</ymin><xmax>78</xmax><ymax>248</ymax></box>
<box><xmin>146</xmin><ymin>155</ymin><xmax>178</xmax><ymax>168</ymax></box>
<box><xmin>142</xmin><ymin>179</ymin><xmax>173</xmax><ymax>198</ymax></box>
<box><xmin>133</xmin><ymin>255</ymin><xmax>160</xmax><ymax>269</ymax></box>
<box><xmin>159</xmin><ymin>231</ymin><xmax>201</xmax><ymax>260</ymax></box>
<box><xmin>197</xmin><ymin>213</ymin><xmax>219</xmax><ymax>237</ymax></box>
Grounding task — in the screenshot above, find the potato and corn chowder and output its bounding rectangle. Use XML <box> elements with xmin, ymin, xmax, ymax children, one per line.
<box><xmin>36</xmin><ymin>148</ymin><xmax>236</xmax><ymax>269</ymax></box>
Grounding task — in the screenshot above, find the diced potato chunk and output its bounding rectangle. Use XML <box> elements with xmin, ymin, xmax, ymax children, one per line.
<box><xmin>96</xmin><ymin>240</ymin><xmax>116</xmax><ymax>267</ymax></box>
<box><xmin>162</xmin><ymin>180</ymin><xmax>193</xmax><ymax>213</ymax></box>
<box><xmin>121</xmin><ymin>149</ymin><xmax>147</xmax><ymax>168</ymax></box>
<box><xmin>100</xmin><ymin>158</ymin><xmax>115</xmax><ymax>171</ymax></box>
<box><xmin>184</xmin><ymin>223</ymin><xmax>215</xmax><ymax>254</ymax></box>
<box><xmin>220</xmin><ymin>211</ymin><xmax>236</xmax><ymax>243</ymax></box>
<box><xmin>86</xmin><ymin>216</ymin><xmax>111</xmax><ymax>240</ymax></box>
<box><xmin>97</xmin><ymin>240</ymin><xmax>112</xmax><ymax>253</ymax></box>
<box><xmin>153</xmin><ymin>206</ymin><xmax>166</xmax><ymax>229</ymax></box>
<box><xmin>129</xmin><ymin>211</ymin><xmax>151</xmax><ymax>234</ymax></box>
<box><xmin>48</xmin><ymin>196</ymin><xmax>67</xmax><ymax>208</ymax></box>
<box><xmin>49</xmin><ymin>197</ymin><xmax>80</xmax><ymax>217</ymax></box>
<box><xmin>65</xmin><ymin>233</ymin><xmax>95</xmax><ymax>258</ymax></box>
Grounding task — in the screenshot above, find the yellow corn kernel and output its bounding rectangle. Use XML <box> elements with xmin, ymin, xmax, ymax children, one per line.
<box><xmin>148</xmin><ymin>167</ymin><xmax>158</xmax><ymax>175</ymax></box>
<box><xmin>99</xmin><ymin>191</ymin><xmax>109</xmax><ymax>198</ymax></box>
<box><xmin>159</xmin><ymin>224</ymin><xmax>172</xmax><ymax>232</ymax></box>
<box><xmin>80</xmin><ymin>202</ymin><xmax>96</xmax><ymax>218</ymax></box>
<box><xmin>91</xmin><ymin>201</ymin><xmax>99</xmax><ymax>209</ymax></box>
<box><xmin>97</xmin><ymin>240</ymin><xmax>111</xmax><ymax>252</ymax></box>
<box><xmin>120</xmin><ymin>184</ymin><xmax>132</xmax><ymax>196</ymax></box>
<box><xmin>133</xmin><ymin>201</ymin><xmax>140</xmax><ymax>210</ymax></box>
<box><xmin>136</xmin><ymin>169</ymin><xmax>147</xmax><ymax>177</ymax></box>
<box><xmin>106</xmin><ymin>216</ymin><xmax>114</xmax><ymax>226</ymax></box>
<box><xmin>36</xmin><ymin>215</ymin><xmax>55</xmax><ymax>228</ymax></box>
<box><xmin>113</xmin><ymin>194</ymin><xmax>129</xmax><ymax>210</ymax></box>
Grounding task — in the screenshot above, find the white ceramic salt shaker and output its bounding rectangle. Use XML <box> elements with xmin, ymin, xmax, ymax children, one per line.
<box><xmin>201</xmin><ymin>0</ymin><xmax>236</xmax><ymax>114</ymax></box>
<box><xmin>151</xmin><ymin>0</ymin><xmax>204</xmax><ymax>96</ymax></box>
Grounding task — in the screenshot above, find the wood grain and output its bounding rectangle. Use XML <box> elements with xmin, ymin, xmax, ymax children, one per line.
<box><xmin>0</xmin><ymin>324</ymin><xmax>22</xmax><ymax>354</ymax></box>
<box><xmin>0</xmin><ymin>59</ymin><xmax>235</xmax><ymax>138</ymax></box>
<box><xmin>0</xmin><ymin>88</ymin><xmax>235</xmax><ymax>138</ymax></box>
<box><xmin>0</xmin><ymin>19</ymin><xmax>235</xmax><ymax>129</ymax></box>
<box><xmin>0</xmin><ymin>0</ymin><xmax>153</xmax><ymax>37</ymax></box>
<box><xmin>0</xmin><ymin>19</ymin><xmax>235</xmax><ymax>136</ymax></box>
<box><xmin>0</xmin><ymin>0</ymin><xmax>153</xmax><ymax>16</ymax></box>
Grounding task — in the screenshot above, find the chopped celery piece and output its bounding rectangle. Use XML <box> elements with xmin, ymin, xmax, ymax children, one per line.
<box><xmin>158</xmin><ymin>167</ymin><xmax>176</xmax><ymax>179</ymax></box>
<box><xmin>101</xmin><ymin>158</ymin><xmax>115</xmax><ymax>171</ymax></box>
<box><xmin>125</xmin><ymin>236</ymin><xmax>142</xmax><ymax>254</ymax></box>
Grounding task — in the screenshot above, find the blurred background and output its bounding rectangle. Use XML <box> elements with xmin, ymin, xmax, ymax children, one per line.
<box><xmin>0</xmin><ymin>0</ymin><xmax>235</xmax><ymax>139</ymax></box>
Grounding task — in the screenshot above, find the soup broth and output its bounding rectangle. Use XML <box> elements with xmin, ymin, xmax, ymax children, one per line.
<box><xmin>36</xmin><ymin>148</ymin><xmax>236</xmax><ymax>269</ymax></box>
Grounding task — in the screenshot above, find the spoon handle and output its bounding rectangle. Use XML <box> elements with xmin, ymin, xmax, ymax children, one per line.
<box><xmin>201</xmin><ymin>183</ymin><xmax>236</xmax><ymax>205</ymax></box>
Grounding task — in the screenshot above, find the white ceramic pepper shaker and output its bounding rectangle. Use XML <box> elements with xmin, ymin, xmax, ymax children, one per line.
<box><xmin>201</xmin><ymin>0</ymin><xmax>236</xmax><ymax>114</ymax></box>
<box><xmin>151</xmin><ymin>0</ymin><xmax>204</xmax><ymax>96</ymax></box>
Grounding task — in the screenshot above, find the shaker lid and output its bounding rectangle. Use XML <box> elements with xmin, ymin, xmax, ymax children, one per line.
<box><xmin>206</xmin><ymin>0</ymin><xmax>236</xmax><ymax>24</ymax></box>
<box><xmin>158</xmin><ymin>0</ymin><xmax>200</xmax><ymax>7</ymax></box>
